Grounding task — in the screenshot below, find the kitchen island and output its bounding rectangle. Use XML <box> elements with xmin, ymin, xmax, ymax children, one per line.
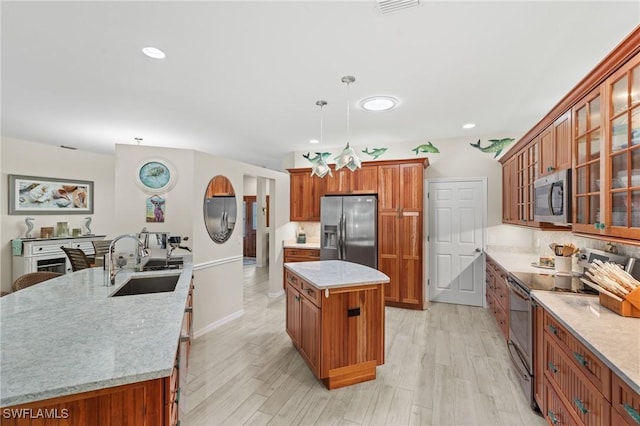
<box><xmin>284</xmin><ymin>260</ymin><xmax>389</xmax><ymax>389</ymax></box>
<box><xmin>0</xmin><ymin>258</ymin><xmax>193</xmax><ymax>425</ymax></box>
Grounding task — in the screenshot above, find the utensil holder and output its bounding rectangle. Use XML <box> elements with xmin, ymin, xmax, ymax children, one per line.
<box><xmin>554</xmin><ymin>256</ymin><xmax>571</xmax><ymax>273</ymax></box>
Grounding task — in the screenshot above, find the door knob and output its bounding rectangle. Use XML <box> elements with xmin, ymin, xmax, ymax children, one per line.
<box><xmin>475</xmin><ymin>248</ymin><xmax>482</xmax><ymax>253</ymax></box>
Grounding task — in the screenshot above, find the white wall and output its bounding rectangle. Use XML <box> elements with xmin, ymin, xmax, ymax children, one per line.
<box><xmin>114</xmin><ymin>144</ymin><xmax>291</xmax><ymax>336</ymax></box>
<box><xmin>1</xmin><ymin>137</ymin><xmax>116</xmax><ymax>291</ymax></box>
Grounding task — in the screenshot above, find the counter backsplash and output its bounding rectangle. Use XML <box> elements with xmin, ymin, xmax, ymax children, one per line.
<box><xmin>533</xmin><ymin>230</ymin><xmax>640</xmax><ymax>259</ymax></box>
<box><xmin>292</xmin><ymin>222</ymin><xmax>320</xmax><ymax>243</ymax></box>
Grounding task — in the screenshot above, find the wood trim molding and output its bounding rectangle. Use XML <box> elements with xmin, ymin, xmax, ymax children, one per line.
<box><xmin>501</xmin><ymin>25</ymin><xmax>640</xmax><ymax>164</ymax></box>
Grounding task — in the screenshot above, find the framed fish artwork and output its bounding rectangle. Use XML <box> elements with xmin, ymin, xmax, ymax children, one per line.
<box><xmin>135</xmin><ymin>158</ymin><xmax>177</xmax><ymax>194</ymax></box>
<box><xmin>8</xmin><ymin>174</ymin><xmax>94</xmax><ymax>215</ymax></box>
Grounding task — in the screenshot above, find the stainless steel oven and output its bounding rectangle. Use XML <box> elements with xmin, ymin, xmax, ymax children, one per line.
<box><xmin>506</xmin><ymin>275</ymin><xmax>534</xmax><ymax>408</ymax></box>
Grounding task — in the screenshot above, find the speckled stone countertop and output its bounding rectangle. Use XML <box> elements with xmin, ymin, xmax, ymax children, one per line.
<box><xmin>486</xmin><ymin>246</ymin><xmax>558</xmax><ymax>274</ymax></box>
<box><xmin>532</xmin><ymin>292</ymin><xmax>640</xmax><ymax>394</ymax></box>
<box><xmin>284</xmin><ymin>260</ymin><xmax>389</xmax><ymax>289</ymax></box>
<box><xmin>282</xmin><ymin>241</ymin><xmax>321</xmax><ymax>249</ymax></box>
<box><xmin>0</xmin><ymin>257</ymin><xmax>193</xmax><ymax>407</ymax></box>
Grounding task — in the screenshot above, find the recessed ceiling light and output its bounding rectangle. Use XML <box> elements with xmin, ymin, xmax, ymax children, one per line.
<box><xmin>360</xmin><ymin>96</ymin><xmax>399</xmax><ymax>112</ymax></box>
<box><xmin>463</xmin><ymin>123</ymin><xmax>476</xmax><ymax>129</ymax></box>
<box><xmin>142</xmin><ymin>46</ymin><xmax>166</xmax><ymax>59</ymax></box>
<box><xmin>310</xmin><ymin>139</ymin><xmax>319</xmax><ymax>144</ymax></box>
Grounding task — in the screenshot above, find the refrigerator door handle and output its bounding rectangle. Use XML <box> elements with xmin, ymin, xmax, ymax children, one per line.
<box><xmin>338</xmin><ymin>213</ymin><xmax>344</xmax><ymax>259</ymax></box>
<box><xmin>341</xmin><ymin>213</ymin><xmax>347</xmax><ymax>260</ymax></box>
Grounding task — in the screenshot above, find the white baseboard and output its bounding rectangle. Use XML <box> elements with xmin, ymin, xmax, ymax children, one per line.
<box><xmin>268</xmin><ymin>289</ymin><xmax>284</xmax><ymax>298</ymax></box>
<box><xmin>193</xmin><ymin>309</ymin><xmax>244</xmax><ymax>339</ymax></box>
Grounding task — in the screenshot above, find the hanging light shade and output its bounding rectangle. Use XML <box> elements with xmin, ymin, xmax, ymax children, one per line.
<box><xmin>334</xmin><ymin>76</ymin><xmax>362</xmax><ymax>171</ymax></box>
<box><xmin>310</xmin><ymin>100</ymin><xmax>332</xmax><ymax>178</ymax></box>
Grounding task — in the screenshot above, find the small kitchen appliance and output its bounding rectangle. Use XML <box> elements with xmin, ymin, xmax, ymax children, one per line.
<box><xmin>533</xmin><ymin>169</ymin><xmax>571</xmax><ymax>225</ymax></box>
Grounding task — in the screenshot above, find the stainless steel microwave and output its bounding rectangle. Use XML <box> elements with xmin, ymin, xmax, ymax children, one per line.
<box><xmin>533</xmin><ymin>169</ymin><xmax>571</xmax><ymax>224</ymax></box>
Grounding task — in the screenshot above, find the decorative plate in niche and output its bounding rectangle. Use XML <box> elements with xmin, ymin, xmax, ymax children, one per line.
<box><xmin>135</xmin><ymin>159</ymin><xmax>177</xmax><ymax>194</ymax></box>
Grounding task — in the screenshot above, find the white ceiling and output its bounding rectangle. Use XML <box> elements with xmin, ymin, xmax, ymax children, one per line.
<box><xmin>2</xmin><ymin>1</ymin><xmax>639</xmax><ymax>170</ymax></box>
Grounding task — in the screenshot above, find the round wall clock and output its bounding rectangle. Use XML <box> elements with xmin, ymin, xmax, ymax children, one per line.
<box><xmin>135</xmin><ymin>159</ymin><xmax>177</xmax><ymax>194</ymax></box>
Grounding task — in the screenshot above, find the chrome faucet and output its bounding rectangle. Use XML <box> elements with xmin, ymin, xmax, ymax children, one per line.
<box><xmin>108</xmin><ymin>234</ymin><xmax>149</xmax><ymax>285</ymax></box>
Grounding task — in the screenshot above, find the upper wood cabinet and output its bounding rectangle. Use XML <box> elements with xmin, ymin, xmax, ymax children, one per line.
<box><xmin>573</xmin><ymin>52</ymin><xmax>640</xmax><ymax>240</ymax></box>
<box><xmin>324</xmin><ymin>164</ymin><xmax>378</xmax><ymax>194</ymax></box>
<box><xmin>206</xmin><ymin>176</ymin><xmax>235</xmax><ymax>197</ymax></box>
<box><xmin>502</xmin><ymin>156</ymin><xmax>518</xmax><ymax>223</ymax></box>
<box><xmin>289</xmin><ymin>169</ymin><xmax>325</xmax><ymax>222</ymax></box>
<box><xmin>539</xmin><ymin>112</ymin><xmax>572</xmax><ymax>177</ymax></box>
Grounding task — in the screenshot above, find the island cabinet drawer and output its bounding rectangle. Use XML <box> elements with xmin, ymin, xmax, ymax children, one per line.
<box><xmin>612</xmin><ymin>373</ymin><xmax>640</xmax><ymax>425</ymax></box>
<box><xmin>544</xmin><ymin>337</ymin><xmax>610</xmax><ymax>426</ymax></box>
<box><xmin>545</xmin><ymin>378</ymin><xmax>581</xmax><ymax>426</ymax></box>
<box><xmin>285</xmin><ymin>269</ymin><xmax>302</xmax><ymax>290</ymax></box>
<box><xmin>544</xmin><ymin>310</ymin><xmax>611</xmax><ymax>398</ymax></box>
<box><xmin>299</xmin><ymin>280</ymin><xmax>322</xmax><ymax>307</ymax></box>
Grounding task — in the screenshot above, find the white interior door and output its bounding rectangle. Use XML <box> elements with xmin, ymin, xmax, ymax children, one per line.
<box><xmin>428</xmin><ymin>178</ymin><xmax>486</xmax><ymax>306</ymax></box>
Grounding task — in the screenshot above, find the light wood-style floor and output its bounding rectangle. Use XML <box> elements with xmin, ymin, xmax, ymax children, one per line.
<box><xmin>184</xmin><ymin>264</ymin><xmax>546</xmax><ymax>426</ymax></box>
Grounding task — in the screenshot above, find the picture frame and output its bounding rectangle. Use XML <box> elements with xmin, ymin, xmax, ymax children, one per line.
<box><xmin>135</xmin><ymin>158</ymin><xmax>177</xmax><ymax>194</ymax></box>
<box><xmin>8</xmin><ymin>174</ymin><xmax>94</xmax><ymax>215</ymax></box>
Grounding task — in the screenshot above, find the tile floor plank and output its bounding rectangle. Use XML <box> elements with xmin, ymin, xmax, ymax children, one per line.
<box><xmin>184</xmin><ymin>263</ymin><xmax>546</xmax><ymax>426</ymax></box>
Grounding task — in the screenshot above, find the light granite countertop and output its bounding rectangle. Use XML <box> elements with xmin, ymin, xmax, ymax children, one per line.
<box><xmin>0</xmin><ymin>257</ymin><xmax>193</xmax><ymax>407</ymax></box>
<box><xmin>485</xmin><ymin>246</ymin><xmax>556</xmax><ymax>274</ymax></box>
<box><xmin>284</xmin><ymin>260</ymin><xmax>389</xmax><ymax>289</ymax></box>
<box><xmin>532</xmin><ymin>291</ymin><xmax>640</xmax><ymax>394</ymax></box>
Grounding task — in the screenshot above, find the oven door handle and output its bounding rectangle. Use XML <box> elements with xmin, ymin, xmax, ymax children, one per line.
<box><xmin>506</xmin><ymin>277</ymin><xmax>530</xmax><ymax>301</ymax></box>
<box><xmin>507</xmin><ymin>341</ymin><xmax>531</xmax><ymax>382</ymax></box>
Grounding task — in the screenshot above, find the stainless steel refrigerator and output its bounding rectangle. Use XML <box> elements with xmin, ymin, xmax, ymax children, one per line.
<box><xmin>204</xmin><ymin>196</ymin><xmax>237</xmax><ymax>243</ymax></box>
<box><xmin>320</xmin><ymin>195</ymin><xmax>377</xmax><ymax>268</ymax></box>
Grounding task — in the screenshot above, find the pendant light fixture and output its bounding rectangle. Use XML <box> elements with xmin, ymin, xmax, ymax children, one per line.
<box><xmin>310</xmin><ymin>100</ymin><xmax>332</xmax><ymax>178</ymax></box>
<box><xmin>334</xmin><ymin>75</ymin><xmax>362</xmax><ymax>171</ymax></box>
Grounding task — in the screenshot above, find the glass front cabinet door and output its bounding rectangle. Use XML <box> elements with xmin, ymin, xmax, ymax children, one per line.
<box><xmin>573</xmin><ymin>87</ymin><xmax>603</xmax><ymax>235</ymax></box>
<box><xmin>606</xmin><ymin>53</ymin><xmax>640</xmax><ymax>239</ymax></box>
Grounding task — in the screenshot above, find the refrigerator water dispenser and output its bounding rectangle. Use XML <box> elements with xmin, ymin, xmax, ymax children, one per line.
<box><xmin>323</xmin><ymin>225</ymin><xmax>338</xmax><ymax>249</ymax></box>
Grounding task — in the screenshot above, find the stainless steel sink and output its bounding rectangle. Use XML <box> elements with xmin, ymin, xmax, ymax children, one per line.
<box><xmin>141</xmin><ymin>258</ymin><xmax>184</xmax><ymax>271</ymax></box>
<box><xmin>110</xmin><ymin>274</ymin><xmax>180</xmax><ymax>297</ymax></box>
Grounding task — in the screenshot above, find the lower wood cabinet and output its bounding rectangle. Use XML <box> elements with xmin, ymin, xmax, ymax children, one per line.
<box><xmin>284</xmin><ymin>268</ymin><xmax>385</xmax><ymax>389</ymax></box>
<box><xmin>538</xmin><ymin>305</ymin><xmax>640</xmax><ymax>426</ymax></box>
<box><xmin>283</xmin><ymin>247</ymin><xmax>320</xmax><ymax>263</ymax></box>
<box><xmin>485</xmin><ymin>256</ymin><xmax>509</xmax><ymax>339</ymax></box>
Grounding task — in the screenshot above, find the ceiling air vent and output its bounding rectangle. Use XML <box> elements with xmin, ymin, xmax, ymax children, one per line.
<box><xmin>376</xmin><ymin>0</ymin><xmax>420</xmax><ymax>14</ymax></box>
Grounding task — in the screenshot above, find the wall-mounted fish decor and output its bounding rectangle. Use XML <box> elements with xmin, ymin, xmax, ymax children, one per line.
<box><xmin>469</xmin><ymin>138</ymin><xmax>515</xmax><ymax>158</ymax></box>
<box><xmin>303</xmin><ymin>152</ymin><xmax>331</xmax><ymax>164</ymax></box>
<box><xmin>361</xmin><ymin>147</ymin><xmax>388</xmax><ymax>159</ymax></box>
<box><xmin>412</xmin><ymin>141</ymin><xmax>440</xmax><ymax>155</ymax></box>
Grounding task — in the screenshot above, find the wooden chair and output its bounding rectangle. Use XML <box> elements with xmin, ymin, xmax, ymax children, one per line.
<box><xmin>12</xmin><ymin>271</ymin><xmax>63</xmax><ymax>292</ymax></box>
<box><xmin>92</xmin><ymin>240</ymin><xmax>112</xmax><ymax>265</ymax></box>
<box><xmin>61</xmin><ymin>246</ymin><xmax>92</xmax><ymax>271</ymax></box>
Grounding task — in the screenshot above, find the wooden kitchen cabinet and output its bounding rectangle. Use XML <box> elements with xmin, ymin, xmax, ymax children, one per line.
<box><xmin>289</xmin><ymin>168</ymin><xmax>325</xmax><ymax>221</ymax></box>
<box><xmin>539</xmin><ymin>112</ymin><xmax>572</xmax><ymax>177</ymax></box>
<box><xmin>378</xmin><ymin>159</ymin><xmax>426</xmax><ymax>309</ymax></box>
<box><xmin>324</xmin><ymin>164</ymin><xmax>378</xmax><ymax>194</ymax></box>
<box><xmin>540</xmin><ymin>307</ymin><xmax>625</xmax><ymax>426</ymax></box>
<box><xmin>485</xmin><ymin>256</ymin><xmax>509</xmax><ymax>339</ymax></box>
<box><xmin>284</xmin><ymin>247</ymin><xmax>320</xmax><ymax>263</ymax></box>
<box><xmin>573</xmin><ymin>86</ymin><xmax>604</xmax><ymax>235</ymax></box>
<box><xmin>206</xmin><ymin>176</ymin><xmax>235</xmax><ymax>196</ymax></box>
<box><xmin>502</xmin><ymin>156</ymin><xmax>518</xmax><ymax>224</ymax></box>
<box><xmin>284</xmin><ymin>268</ymin><xmax>385</xmax><ymax>389</ymax></box>
<box><xmin>612</xmin><ymin>373</ymin><xmax>640</xmax><ymax>426</ymax></box>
